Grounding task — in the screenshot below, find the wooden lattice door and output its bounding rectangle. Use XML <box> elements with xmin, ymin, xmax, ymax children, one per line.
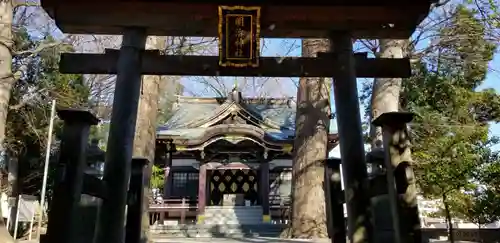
<box><xmin>209</xmin><ymin>169</ymin><xmax>258</xmax><ymax>206</ymax></box>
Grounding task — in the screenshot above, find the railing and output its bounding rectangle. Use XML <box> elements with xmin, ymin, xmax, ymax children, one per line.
<box><xmin>148</xmin><ymin>195</ymin><xmax>292</xmax><ymax>226</ymax></box>
<box><xmin>148</xmin><ymin>197</ymin><xmax>198</xmax><ymax>225</ymax></box>
<box><xmin>270</xmin><ymin>195</ymin><xmax>291</xmax><ymax>224</ymax></box>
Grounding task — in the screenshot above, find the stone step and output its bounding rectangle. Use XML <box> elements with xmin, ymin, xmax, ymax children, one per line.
<box><xmin>150</xmin><ymin>232</ymin><xmax>281</xmax><ymax>238</ymax></box>
<box><xmin>204</xmin><ymin>215</ymin><xmax>263</xmax><ymax>218</ymax></box>
<box><xmin>148</xmin><ymin>237</ymin><xmax>333</xmax><ymax>243</ymax></box>
<box><xmin>203</xmin><ymin>219</ymin><xmax>263</xmax><ymax>224</ymax></box>
<box><xmin>150</xmin><ymin>232</ymin><xmax>283</xmax><ymax>238</ymax></box>
<box><xmin>151</xmin><ymin>223</ymin><xmax>286</xmax><ymax>229</ymax></box>
<box><xmin>151</xmin><ymin>229</ymin><xmax>283</xmax><ymax>235</ymax></box>
<box><xmin>150</xmin><ymin>224</ymin><xmax>286</xmax><ymax>238</ymax></box>
<box><xmin>202</xmin><ymin>221</ymin><xmax>264</xmax><ymax>224</ymax></box>
<box><xmin>203</xmin><ymin>215</ymin><xmax>263</xmax><ymax>219</ymax></box>
<box><xmin>203</xmin><ymin>206</ymin><xmax>264</xmax><ymax>225</ymax></box>
<box><xmin>205</xmin><ymin>212</ymin><xmax>262</xmax><ymax>215</ymax></box>
<box><xmin>204</xmin><ymin>209</ymin><xmax>263</xmax><ymax>213</ymax></box>
<box><xmin>204</xmin><ymin>206</ymin><xmax>263</xmax><ymax>211</ymax></box>
<box><xmin>204</xmin><ymin>210</ymin><xmax>263</xmax><ymax>214</ymax></box>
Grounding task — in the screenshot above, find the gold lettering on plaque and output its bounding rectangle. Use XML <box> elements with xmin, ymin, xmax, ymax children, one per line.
<box><xmin>235</xmin><ymin>16</ymin><xmax>244</xmax><ymax>27</ymax></box>
<box><xmin>218</xmin><ymin>6</ymin><xmax>261</xmax><ymax>67</ymax></box>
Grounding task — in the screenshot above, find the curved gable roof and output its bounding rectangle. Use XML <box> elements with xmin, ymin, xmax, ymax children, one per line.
<box><xmin>160</xmin><ymin>97</ymin><xmax>223</xmax><ymax>130</ymax></box>
<box><xmin>157</xmin><ymin>92</ymin><xmax>297</xmax><ymax>141</ymax></box>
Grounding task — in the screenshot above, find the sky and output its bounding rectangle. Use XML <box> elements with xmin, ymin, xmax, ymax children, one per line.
<box><xmin>180</xmin><ymin>38</ymin><xmax>301</xmax><ymax>97</ymax></box>
<box><xmin>479</xmin><ymin>55</ymin><xmax>500</xmax><ymax>149</ymax></box>
<box><xmin>22</xmin><ymin>4</ymin><xmax>500</xmax><ymax>152</ymax></box>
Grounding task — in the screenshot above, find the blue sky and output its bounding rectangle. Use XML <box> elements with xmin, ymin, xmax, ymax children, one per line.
<box><xmin>479</xmin><ymin>54</ymin><xmax>500</xmax><ymax>149</ymax></box>
<box><xmin>23</xmin><ymin>4</ymin><xmax>500</xmax><ymax>150</ymax></box>
<box><xmin>259</xmin><ymin>37</ymin><xmax>500</xmax><ymax>154</ymax></box>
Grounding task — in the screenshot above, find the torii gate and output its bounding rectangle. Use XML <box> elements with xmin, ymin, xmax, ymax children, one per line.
<box><xmin>40</xmin><ymin>0</ymin><xmax>435</xmax><ymax>243</ymax></box>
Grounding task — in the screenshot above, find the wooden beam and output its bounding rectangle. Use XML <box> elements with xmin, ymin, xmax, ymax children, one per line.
<box><xmin>60</xmin><ymin>51</ymin><xmax>410</xmax><ymax>78</ymax></box>
<box><xmin>42</xmin><ymin>2</ymin><xmax>431</xmax><ymax>38</ymax></box>
<box><xmin>43</xmin><ymin>0</ymin><xmax>435</xmax><ymax>6</ymax></box>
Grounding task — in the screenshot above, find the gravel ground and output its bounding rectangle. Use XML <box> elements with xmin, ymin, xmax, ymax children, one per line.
<box><xmin>150</xmin><ymin>237</ymin><xmax>331</xmax><ymax>243</ymax></box>
<box><xmin>16</xmin><ymin>237</ymin><xmax>331</xmax><ymax>243</ymax></box>
<box><xmin>17</xmin><ymin>237</ymin><xmax>480</xmax><ymax>243</ymax></box>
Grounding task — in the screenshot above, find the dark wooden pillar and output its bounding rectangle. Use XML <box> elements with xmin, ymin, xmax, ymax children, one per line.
<box><xmin>45</xmin><ymin>109</ymin><xmax>99</xmax><ymax>243</ymax></box>
<box><xmin>125</xmin><ymin>158</ymin><xmax>149</xmax><ymax>243</ymax></box>
<box><xmin>329</xmin><ymin>32</ymin><xmax>373</xmax><ymax>243</ymax></box>
<box><xmin>163</xmin><ymin>166</ymin><xmax>172</xmax><ymax>198</ymax></box>
<box><xmin>325</xmin><ymin>158</ymin><xmax>346</xmax><ymax>243</ymax></box>
<box><xmin>94</xmin><ymin>27</ymin><xmax>147</xmax><ymax>243</ymax></box>
<box><xmin>260</xmin><ymin>161</ymin><xmax>270</xmax><ymax>223</ymax></box>
<box><xmin>163</xmin><ymin>139</ymin><xmax>175</xmax><ymax>199</ymax></box>
<box><xmin>372</xmin><ymin>112</ymin><xmax>421</xmax><ymax>243</ymax></box>
<box><xmin>197</xmin><ymin>163</ymin><xmax>207</xmax><ymax>224</ymax></box>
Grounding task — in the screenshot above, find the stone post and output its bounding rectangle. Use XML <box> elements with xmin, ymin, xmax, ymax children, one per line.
<box><xmin>372</xmin><ymin>111</ymin><xmax>421</xmax><ymax>243</ymax></box>
<box><xmin>367</xmin><ymin>149</ymin><xmax>394</xmax><ymax>243</ymax></box>
<box><xmin>325</xmin><ymin>158</ymin><xmax>346</xmax><ymax>243</ymax></box>
<box><xmin>44</xmin><ymin>109</ymin><xmax>99</xmax><ymax>243</ymax></box>
<box><xmin>125</xmin><ymin>158</ymin><xmax>149</xmax><ymax>243</ymax></box>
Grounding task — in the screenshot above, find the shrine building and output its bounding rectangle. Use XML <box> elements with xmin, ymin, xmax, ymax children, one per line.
<box><xmin>153</xmin><ymin>89</ymin><xmax>339</xmax><ymax>224</ymax></box>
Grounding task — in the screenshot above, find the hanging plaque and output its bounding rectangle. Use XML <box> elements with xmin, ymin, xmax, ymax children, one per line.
<box><xmin>218</xmin><ymin>6</ymin><xmax>261</xmax><ymax>68</ymax></box>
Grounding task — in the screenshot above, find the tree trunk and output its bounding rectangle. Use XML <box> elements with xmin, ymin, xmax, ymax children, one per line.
<box><xmin>0</xmin><ymin>0</ymin><xmax>15</xmax><ymax>242</ymax></box>
<box><xmin>369</xmin><ymin>39</ymin><xmax>406</xmax><ymax>148</ymax></box>
<box><xmin>290</xmin><ymin>38</ymin><xmax>330</xmax><ymax>238</ymax></box>
<box><xmin>7</xmin><ymin>157</ymin><xmax>17</xmax><ymax>233</ymax></box>
<box><xmin>443</xmin><ymin>193</ymin><xmax>454</xmax><ymax>243</ymax></box>
<box><xmin>133</xmin><ymin>36</ymin><xmax>165</xmax><ymax>242</ymax></box>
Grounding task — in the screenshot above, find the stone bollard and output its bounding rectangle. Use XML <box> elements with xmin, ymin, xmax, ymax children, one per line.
<box><xmin>44</xmin><ymin>109</ymin><xmax>99</xmax><ymax>243</ymax></box>
<box><xmin>372</xmin><ymin>111</ymin><xmax>421</xmax><ymax>243</ymax></box>
<box><xmin>324</xmin><ymin>158</ymin><xmax>346</xmax><ymax>243</ymax></box>
<box><xmin>367</xmin><ymin>148</ymin><xmax>395</xmax><ymax>243</ymax></box>
<box><xmin>125</xmin><ymin>157</ymin><xmax>149</xmax><ymax>243</ymax></box>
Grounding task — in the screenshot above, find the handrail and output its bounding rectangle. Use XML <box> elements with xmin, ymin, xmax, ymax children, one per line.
<box><xmin>148</xmin><ymin>197</ymin><xmax>194</xmax><ymax>225</ymax></box>
<box><xmin>147</xmin><ymin>196</ymin><xmax>292</xmax><ymax>226</ymax></box>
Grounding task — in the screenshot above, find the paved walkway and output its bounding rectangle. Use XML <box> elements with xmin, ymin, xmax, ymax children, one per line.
<box><xmin>151</xmin><ymin>237</ymin><xmax>331</xmax><ymax>243</ymax></box>
<box><xmin>18</xmin><ymin>237</ymin><xmax>480</xmax><ymax>243</ymax></box>
<box><xmin>17</xmin><ymin>238</ymin><xmax>330</xmax><ymax>243</ymax></box>
<box><xmin>150</xmin><ymin>238</ymin><xmax>479</xmax><ymax>243</ymax></box>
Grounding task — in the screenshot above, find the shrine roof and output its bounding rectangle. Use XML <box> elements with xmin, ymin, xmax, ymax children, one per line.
<box><xmin>157</xmin><ymin>91</ymin><xmax>296</xmax><ymax>141</ymax></box>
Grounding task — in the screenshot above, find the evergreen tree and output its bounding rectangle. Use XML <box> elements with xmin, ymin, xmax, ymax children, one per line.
<box><xmin>400</xmin><ymin>6</ymin><xmax>500</xmax><ymax>240</ymax></box>
<box><xmin>361</xmin><ymin>4</ymin><xmax>500</xmax><ymax>240</ymax></box>
<box><xmin>290</xmin><ymin>38</ymin><xmax>331</xmax><ymax>238</ymax></box>
<box><xmin>1</xmin><ymin>27</ymin><xmax>89</xmax><ymax>238</ymax></box>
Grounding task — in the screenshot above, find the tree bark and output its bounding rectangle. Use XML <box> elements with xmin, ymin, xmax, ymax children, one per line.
<box><xmin>443</xmin><ymin>193</ymin><xmax>455</xmax><ymax>243</ymax></box>
<box><xmin>132</xmin><ymin>36</ymin><xmax>165</xmax><ymax>242</ymax></box>
<box><xmin>369</xmin><ymin>39</ymin><xmax>406</xmax><ymax>148</ymax></box>
<box><xmin>0</xmin><ymin>0</ymin><xmax>15</xmax><ymax>242</ymax></box>
<box><xmin>290</xmin><ymin>38</ymin><xmax>330</xmax><ymax>238</ymax></box>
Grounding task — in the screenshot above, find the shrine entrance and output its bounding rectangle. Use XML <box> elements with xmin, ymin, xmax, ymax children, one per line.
<box><xmin>208</xmin><ymin>169</ymin><xmax>259</xmax><ymax>206</ymax></box>
<box><xmin>42</xmin><ymin>0</ymin><xmax>435</xmax><ymax>242</ymax></box>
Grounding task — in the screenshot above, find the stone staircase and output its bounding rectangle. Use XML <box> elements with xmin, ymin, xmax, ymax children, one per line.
<box><xmin>150</xmin><ymin>206</ymin><xmax>285</xmax><ymax>238</ymax></box>
<box><xmin>203</xmin><ymin>206</ymin><xmax>263</xmax><ymax>225</ymax></box>
<box><xmin>149</xmin><ymin>224</ymin><xmax>287</xmax><ymax>238</ymax></box>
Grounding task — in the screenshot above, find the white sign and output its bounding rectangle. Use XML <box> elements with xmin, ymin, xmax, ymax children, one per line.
<box><xmin>17</xmin><ymin>195</ymin><xmax>39</xmax><ymax>222</ymax></box>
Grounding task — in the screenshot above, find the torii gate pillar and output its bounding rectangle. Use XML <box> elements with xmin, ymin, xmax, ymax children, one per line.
<box><xmin>93</xmin><ymin>28</ymin><xmax>147</xmax><ymax>243</ymax></box>
<box><xmin>330</xmin><ymin>32</ymin><xmax>373</xmax><ymax>243</ymax></box>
